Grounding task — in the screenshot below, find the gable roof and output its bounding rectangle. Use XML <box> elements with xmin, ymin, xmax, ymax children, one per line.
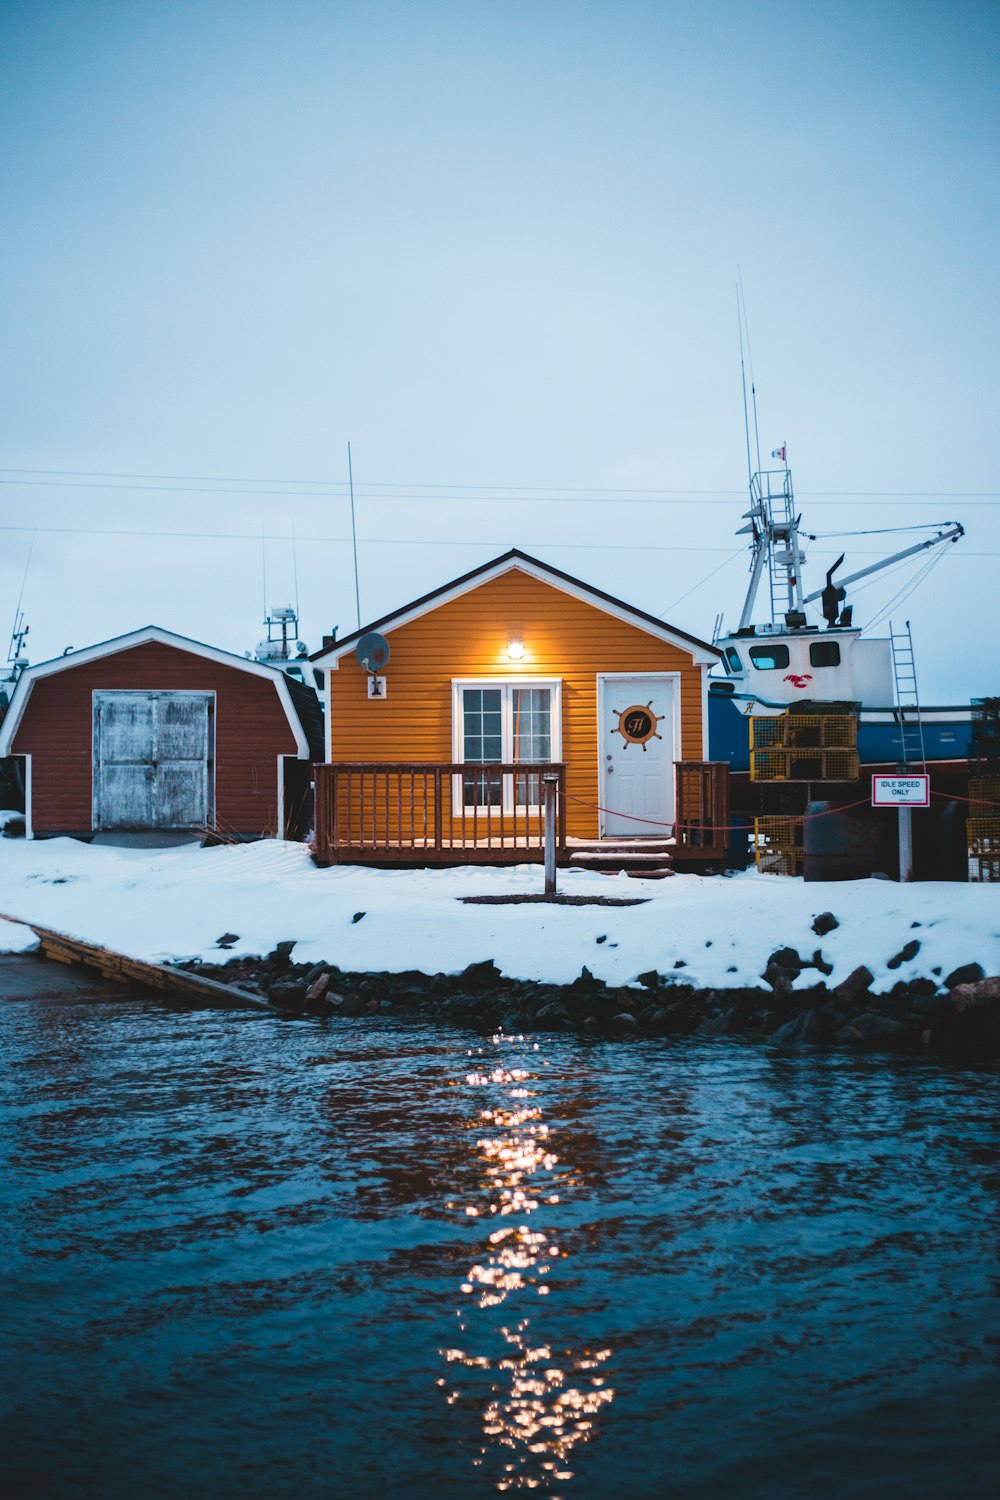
<box><xmin>0</xmin><ymin>625</ymin><xmax>318</xmax><ymax>759</ymax></box>
<box><xmin>312</xmin><ymin>548</ymin><xmax>720</xmax><ymax>667</ymax></box>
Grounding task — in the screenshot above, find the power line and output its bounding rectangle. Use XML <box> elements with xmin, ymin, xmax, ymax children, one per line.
<box><xmin>0</xmin><ymin>520</ymin><xmax>994</xmax><ymax>555</ymax></box>
<box><xmin>1</xmin><ymin>468</ymin><xmax>997</xmax><ymax>501</ymax></box>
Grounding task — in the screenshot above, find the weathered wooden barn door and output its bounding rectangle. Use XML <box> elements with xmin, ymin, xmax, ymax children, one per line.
<box><xmin>93</xmin><ymin>692</ymin><xmax>213</xmax><ymax>830</ymax></box>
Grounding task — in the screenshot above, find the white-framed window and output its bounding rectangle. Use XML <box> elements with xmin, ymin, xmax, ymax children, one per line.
<box><xmin>451</xmin><ymin>679</ymin><xmax>562</xmax><ymax>811</ymax></box>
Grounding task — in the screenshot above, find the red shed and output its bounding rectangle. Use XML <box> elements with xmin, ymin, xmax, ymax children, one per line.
<box><xmin>0</xmin><ymin>626</ymin><xmax>323</xmax><ymax>840</ymax></box>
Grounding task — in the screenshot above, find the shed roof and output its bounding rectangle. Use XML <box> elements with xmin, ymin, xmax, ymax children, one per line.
<box><xmin>312</xmin><ymin>548</ymin><xmax>720</xmax><ymax>667</ymax></box>
<box><xmin>0</xmin><ymin>625</ymin><xmax>321</xmax><ymax>759</ymax></box>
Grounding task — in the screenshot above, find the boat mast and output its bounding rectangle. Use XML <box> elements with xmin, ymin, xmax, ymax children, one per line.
<box><xmin>736</xmin><ymin>450</ymin><xmax>806</xmax><ymax>630</ymax></box>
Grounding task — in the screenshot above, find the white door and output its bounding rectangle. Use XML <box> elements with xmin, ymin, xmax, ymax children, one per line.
<box><xmin>94</xmin><ymin>692</ymin><xmax>212</xmax><ymax>830</ymax></box>
<box><xmin>597</xmin><ymin>675</ymin><xmax>676</xmax><ymax>837</ymax></box>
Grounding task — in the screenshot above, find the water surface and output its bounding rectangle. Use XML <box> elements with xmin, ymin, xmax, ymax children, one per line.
<box><xmin>1</xmin><ymin>976</ymin><xmax>998</xmax><ymax>1497</ymax></box>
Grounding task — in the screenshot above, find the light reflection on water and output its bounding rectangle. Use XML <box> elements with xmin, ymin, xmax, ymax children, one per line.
<box><xmin>1</xmin><ymin>979</ymin><xmax>999</xmax><ymax>1499</ymax></box>
<box><xmin>443</xmin><ymin>1037</ymin><xmax>614</xmax><ymax>1493</ymax></box>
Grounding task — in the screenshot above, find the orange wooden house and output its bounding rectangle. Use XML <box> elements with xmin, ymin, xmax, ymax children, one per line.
<box><xmin>310</xmin><ymin>550</ymin><xmax>728</xmax><ymax>869</ymax></box>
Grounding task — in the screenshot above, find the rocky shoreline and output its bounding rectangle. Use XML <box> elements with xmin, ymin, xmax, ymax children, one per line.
<box><xmin>182</xmin><ymin>932</ymin><xmax>1000</xmax><ymax>1057</ymax></box>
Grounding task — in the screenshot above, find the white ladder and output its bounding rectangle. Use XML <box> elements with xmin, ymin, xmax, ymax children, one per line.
<box><xmin>890</xmin><ymin>620</ymin><xmax>927</xmax><ymax>770</ymax></box>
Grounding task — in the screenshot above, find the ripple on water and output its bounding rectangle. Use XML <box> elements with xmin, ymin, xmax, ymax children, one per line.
<box><xmin>0</xmin><ymin>989</ymin><xmax>999</xmax><ymax>1499</ymax></box>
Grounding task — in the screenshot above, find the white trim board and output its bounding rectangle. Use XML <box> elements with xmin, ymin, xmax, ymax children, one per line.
<box><xmin>315</xmin><ymin>556</ymin><xmax>719</xmax><ymax>671</ymax></box>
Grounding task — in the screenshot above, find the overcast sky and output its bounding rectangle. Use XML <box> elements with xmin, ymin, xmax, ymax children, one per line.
<box><xmin>2</xmin><ymin>0</ymin><xmax>997</xmax><ymax>699</ymax></box>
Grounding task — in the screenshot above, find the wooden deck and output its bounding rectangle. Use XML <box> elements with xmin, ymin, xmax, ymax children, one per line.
<box><xmin>312</xmin><ymin>760</ymin><xmax>730</xmax><ymax>868</ymax></box>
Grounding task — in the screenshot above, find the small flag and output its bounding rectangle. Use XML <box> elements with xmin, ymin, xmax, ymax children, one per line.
<box><xmin>771</xmin><ymin>445</ymin><xmax>786</xmax><ymax>461</ymax></box>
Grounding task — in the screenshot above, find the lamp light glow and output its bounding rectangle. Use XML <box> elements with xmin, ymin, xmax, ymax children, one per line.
<box><xmin>506</xmin><ymin>635</ymin><xmax>524</xmax><ymax>661</ymax></box>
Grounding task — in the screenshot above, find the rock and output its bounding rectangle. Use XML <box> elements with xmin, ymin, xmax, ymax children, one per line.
<box><xmin>887</xmin><ymin>939</ymin><xmax>921</xmax><ymax>970</ymax></box>
<box><xmin>811</xmin><ymin>949</ymin><xmax>834</xmax><ymax>977</ymax></box>
<box><xmin>636</xmin><ymin>970</ymin><xmax>661</xmax><ymax>990</ymax></box>
<box><xmin>767</xmin><ymin>946</ymin><xmax>803</xmax><ymax>976</ymax></box>
<box><xmin>762</xmin><ymin>958</ymin><xmax>799</xmax><ymax>997</ymax></box>
<box><xmin>267</xmin><ymin>979</ymin><xmax>307</xmax><ymax>1010</ymax></box>
<box><xmin>462</xmin><ymin>959</ymin><xmax>501</xmax><ymax>989</ymax></box>
<box><xmin>835</xmin><ymin>1012</ymin><xmax>911</xmax><ymax>1046</ymax></box>
<box><xmin>595</xmin><ymin>934</ymin><xmax>607</xmax><ymax>944</ymax></box>
<box><xmin>944</xmin><ymin>962</ymin><xmax>985</xmax><ymax>990</ymax></box>
<box><xmin>535</xmin><ymin>1001</ymin><xmax>570</xmax><ymax>1025</ymax></box>
<box><xmin>351</xmin><ymin>911</ymin><xmax>366</xmax><ymax>924</ymax></box>
<box><xmin>772</xmin><ymin>1009</ymin><xmax>817</xmax><ymax>1046</ymax></box>
<box><xmin>305</xmin><ymin>972</ymin><xmax>330</xmax><ymax>1003</ymax></box>
<box><xmin>658</xmin><ymin>1001</ymin><xmax>699</xmax><ymax>1033</ymax></box>
<box><xmin>946</xmin><ymin>975</ymin><xmax>1000</xmax><ymax>1014</ymax></box>
<box><xmin>571</xmin><ymin>966</ymin><xmax>601</xmax><ymax>991</ymax></box>
<box><xmin>811</xmin><ymin>911</ymin><xmax>839</xmax><ymax>936</ymax></box>
<box><xmin>673</xmin><ymin>959</ymin><xmax>687</xmax><ymax>969</ymax></box>
<box><xmin>610</xmin><ymin>1011</ymin><xmax>638</xmax><ymax>1031</ymax></box>
<box><xmin>1</xmin><ymin>814</ymin><xmax>25</xmax><ymax>838</ymax></box>
<box><xmin>695</xmin><ymin>1011</ymin><xmax>725</xmax><ymax>1036</ymax></box>
<box><xmin>266</xmin><ymin>940</ymin><xmax>297</xmax><ymax>974</ymax></box>
<box><xmin>216</xmin><ymin>932</ymin><xmax>239</xmax><ymax>948</ymax></box>
<box><xmin>832</xmin><ymin>966</ymin><xmax>874</xmax><ymax>1006</ymax></box>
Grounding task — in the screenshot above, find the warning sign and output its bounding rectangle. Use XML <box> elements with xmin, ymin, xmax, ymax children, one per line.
<box><xmin>871</xmin><ymin>775</ymin><xmax>929</xmax><ymax>808</ymax></box>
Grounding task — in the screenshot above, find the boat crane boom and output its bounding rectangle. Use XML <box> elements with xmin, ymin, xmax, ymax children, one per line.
<box><xmin>801</xmin><ymin>523</ymin><xmax>964</xmax><ymax>605</ymax></box>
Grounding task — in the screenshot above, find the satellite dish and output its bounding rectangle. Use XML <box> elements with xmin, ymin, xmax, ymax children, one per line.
<box><xmin>355</xmin><ymin>631</ymin><xmax>390</xmax><ymax>672</ymax></box>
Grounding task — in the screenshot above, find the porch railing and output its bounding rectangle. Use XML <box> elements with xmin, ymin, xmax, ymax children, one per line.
<box><xmin>313</xmin><ymin>761</ymin><xmax>566</xmax><ymax>865</ymax></box>
<box><xmin>674</xmin><ymin>761</ymin><xmax>730</xmax><ymax>861</ymax></box>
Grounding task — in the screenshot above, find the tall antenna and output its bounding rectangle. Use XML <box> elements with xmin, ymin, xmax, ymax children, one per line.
<box><xmin>737</xmin><ymin>269</ymin><xmax>762</xmax><ymax>474</ymax></box>
<box><xmin>260</xmin><ymin>522</ymin><xmax>268</xmax><ymax>621</ymax></box>
<box><xmin>291</xmin><ymin>519</ymin><xmax>300</xmax><ymax>621</ymax></box>
<box><xmin>736</xmin><ymin>281</ymin><xmax>753</xmax><ymax>488</ymax></box>
<box><xmin>347</xmin><ymin>440</ymin><xmax>361</xmax><ymax>630</ymax></box>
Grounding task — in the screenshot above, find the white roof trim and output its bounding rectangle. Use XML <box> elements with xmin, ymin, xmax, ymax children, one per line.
<box><xmin>0</xmin><ymin>625</ymin><xmax>309</xmax><ymax>758</ymax></box>
<box><xmin>313</xmin><ymin>555</ymin><xmax>718</xmax><ymax>669</ymax></box>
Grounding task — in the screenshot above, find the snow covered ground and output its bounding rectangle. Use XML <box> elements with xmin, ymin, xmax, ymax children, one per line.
<box><xmin>1</xmin><ymin>836</ymin><xmax>998</xmax><ymax>992</ymax></box>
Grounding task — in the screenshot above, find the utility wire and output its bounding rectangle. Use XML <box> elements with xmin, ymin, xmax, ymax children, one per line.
<box><xmin>1</xmin><ymin>469</ymin><xmax>998</xmax><ymax>500</ymax></box>
<box><xmin>0</xmin><ymin>521</ymin><xmax>994</xmax><ymax>555</ymax></box>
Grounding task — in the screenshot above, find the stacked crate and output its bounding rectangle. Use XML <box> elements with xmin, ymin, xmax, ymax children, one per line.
<box><xmin>753</xmin><ymin>814</ymin><xmax>805</xmax><ymax>877</ymax></box>
<box><xmin>751</xmin><ymin>705</ymin><xmax>860</xmax><ymax>876</ymax></box>
<box><xmin>749</xmin><ymin>709</ymin><xmax>859</xmax><ymax>783</ymax></box>
<box><xmin>968</xmin><ymin>698</ymin><xmax>1000</xmax><ymax>882</ymax></box>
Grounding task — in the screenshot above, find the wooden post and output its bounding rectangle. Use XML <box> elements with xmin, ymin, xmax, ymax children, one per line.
<box><xmin>543</xmin><ymin>772</ymin><xmax>559</xmax><ymax>896</ymax></box>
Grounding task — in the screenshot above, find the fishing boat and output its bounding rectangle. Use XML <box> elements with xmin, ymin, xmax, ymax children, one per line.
<box><xmin>707</xmin><ymin>451</ymin><xmax>969</xmax><ymax>773</ymax></box>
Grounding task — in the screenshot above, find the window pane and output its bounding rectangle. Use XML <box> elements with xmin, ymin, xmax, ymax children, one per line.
<box><xmin>748</xmin><ymin>644</ymin><xmax>790</xmax><ymax>670</ymax></box>
<box><xmin>463</xmin><ymin>688</ymin><xmax>503</xmax><ymax>763</ymax></box>
<box><xmin>463</xmin><ymin>769</ymin><xmax>501</xmax><ymax>807</ymax></box>
<box><xmin>512</xmin><ymin>687</ymin><xmax>551</xmax><ymax>763</ymax></box>
<box><xmin>809</xmin><ymin>641</ymin><xmax>841</xmax><ymax>667</ymax></box>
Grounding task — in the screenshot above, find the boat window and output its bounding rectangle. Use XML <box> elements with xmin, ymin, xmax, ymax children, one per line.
<box><xmin>809</xmin><ymin>641</ymin><xmax>841</xmax><ymax>668</ymax></box>
<box><xmin>748</xmin><ymin>644</ymin><xmax>790</xmax><ymax>670</ymax></box>
<box><xmin>724</xmin><ymin>647</ymin><xmax>743</xmax><ymax>673</ymax></box>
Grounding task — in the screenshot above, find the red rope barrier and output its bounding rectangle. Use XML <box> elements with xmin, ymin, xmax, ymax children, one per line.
<box><xmin>931</xmin><ymin>787</ymin><xmax>1000</xmax><ymax>807</ymax></box>
<box><xmin>562</xmin><ymin>792</ymin><xmax>873</xmax><ymax>835</ymax></box>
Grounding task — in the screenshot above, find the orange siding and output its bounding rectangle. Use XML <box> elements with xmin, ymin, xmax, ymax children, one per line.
<box><xmin>327</xmin><ymin>570</ymin><xmax>706</xmax><ymax>839</ymax></box>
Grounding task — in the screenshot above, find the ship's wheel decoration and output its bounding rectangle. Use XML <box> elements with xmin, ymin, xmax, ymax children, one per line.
<box><xmin>612</xmin><ymin>701</ymin><xmax>663</xmax><ymax>752</ymax></box>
